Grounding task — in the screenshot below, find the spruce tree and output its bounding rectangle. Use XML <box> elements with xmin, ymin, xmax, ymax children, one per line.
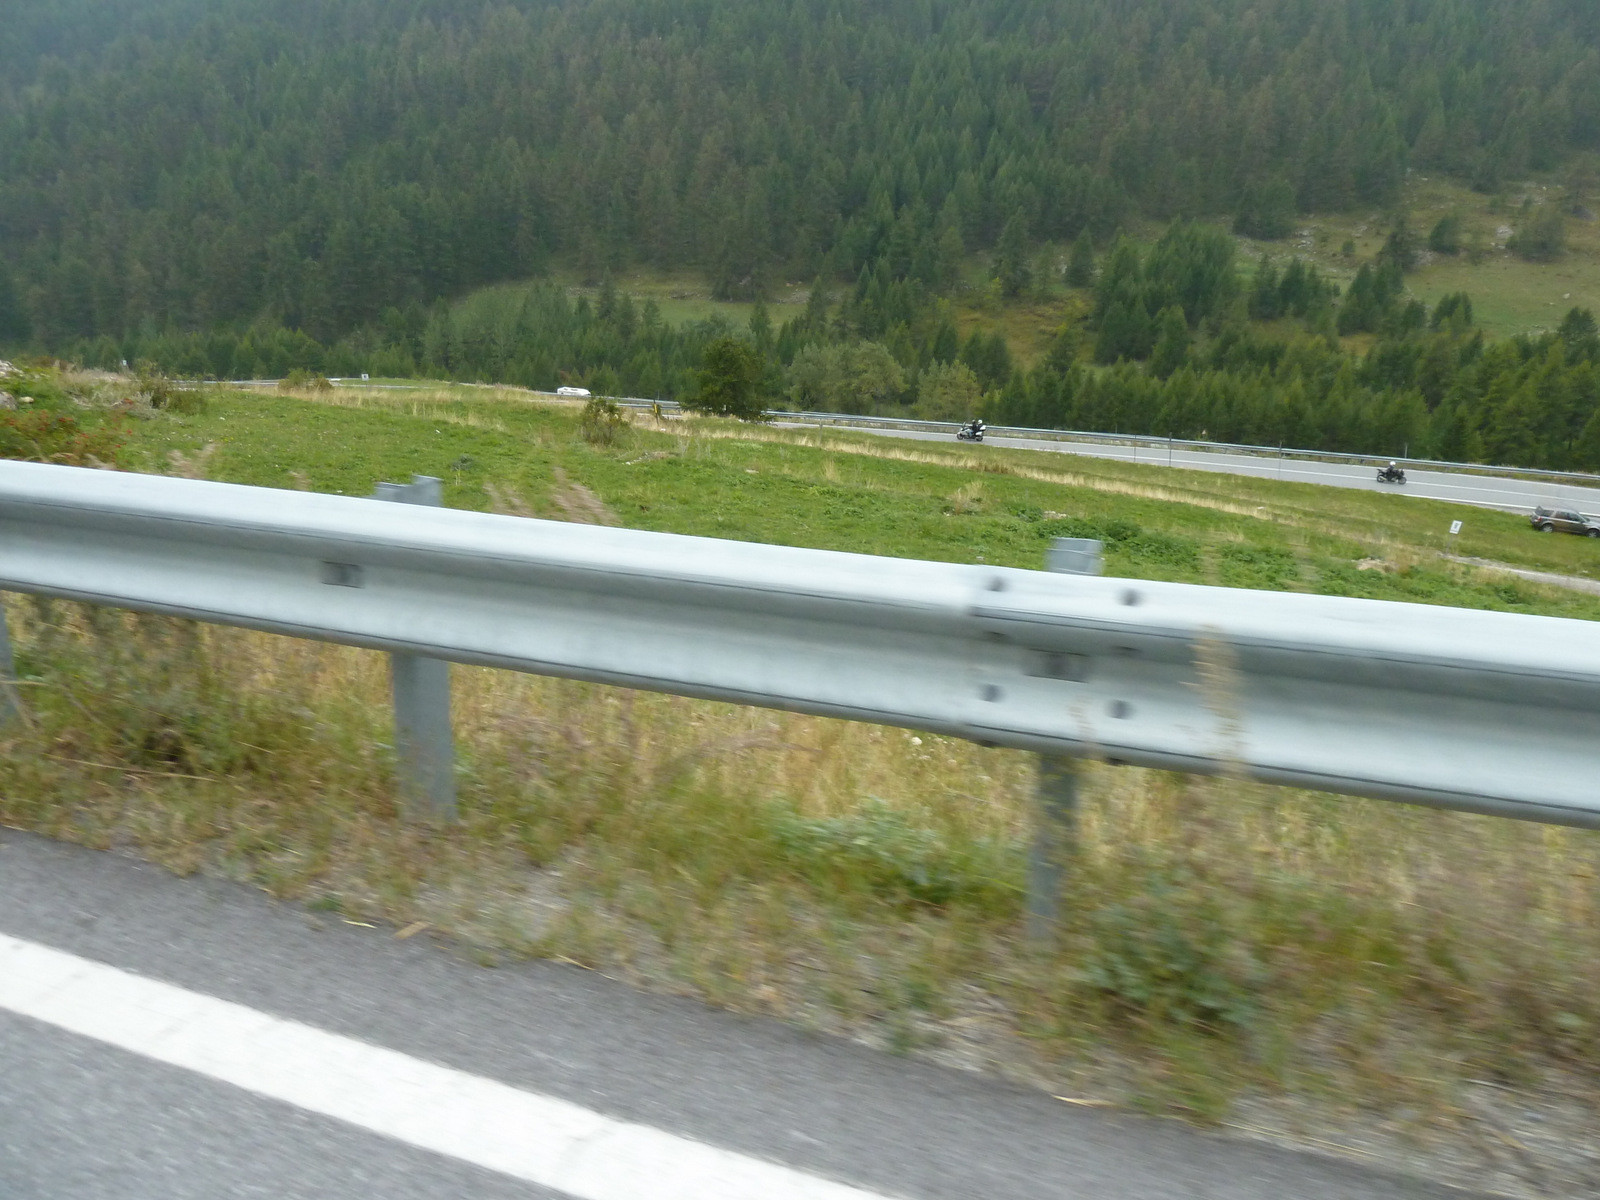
<box><xmin>1065</xmin><ymin>231</ymin><xmax>1095</xmax><ymax>287</ymax></box>
<box><xmin>1427</xmin><ymin>214</ymin><xmax>1463</xmax><ymax>255</ymax></box>
<box><xmin>0</xmin><ymin>263</ymin><xmax>31</xmax><ymax>345</ymax></box>
<box><xmin>1249</xmin><ymin>259</ymin><xmax>1285</xmax><ymax>321</ymax></box>
<box><xmin>748</xmin><ymin>298</ymin><xmax>773</xmax><ymax>355</ymax></box>
<box><xmin>1508</xmin><ymin>207</ymin><xmax>1567</xmax><ymax>261</ymax></box>
<box><xmin>994</xmin><ymin>215</ymin><xmax>1031</xmax><ymax>299</ymax></box>
<box><xmin>1377</xmin><ymin>216</ymin><xmax>1420</xmax><ymax>273</ymax></box>
<box><xmin>1233</xmin><ymin>179</ymin><xmax>1297</xmax><ymax>240</ymax></box>
<box><xmin>687</xmin><ymin>337</ymin><xmax>768</xmax><ymax>421</ymax></box>
<box><xmin>1150</xmin><ymin>306</ymin><xmax>1190</xmax><ymax>378</ymax></box>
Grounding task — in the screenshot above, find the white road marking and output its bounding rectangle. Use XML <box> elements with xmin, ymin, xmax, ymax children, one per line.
<box><xmin>0</xmin><ymin>933</ymin><xmax>893</xmax><ymax>1200</ymax></box>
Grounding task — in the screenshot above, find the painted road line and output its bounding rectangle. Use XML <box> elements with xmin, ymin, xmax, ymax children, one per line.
<box><xmin>0</xmin><ymin>933</ymin><xmax>895</xmax><ymax>1200</ymax></box>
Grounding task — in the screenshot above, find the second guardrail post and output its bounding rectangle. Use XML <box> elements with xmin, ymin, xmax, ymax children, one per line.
<box><xmin>1025</xmin><ymin>755</ymin><xmax>1079</xmax><ymax>942</ymax></box>
<box><xmin>0</xmin><ymin>595</ymin><xmax>19</xmax><ymax>727</ymax></box>
<box><xmin>1025</xmin><ymin>538</ymin><xmax>1103</xmax><ymax>941</ymax></box>
<box><xmin>374</xmin><ymin>476</ymin><xmax>458</xmax><ymax>822</ymax></box>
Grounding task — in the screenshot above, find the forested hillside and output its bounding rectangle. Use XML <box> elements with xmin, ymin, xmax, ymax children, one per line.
<box><xmin>4</xmin><ymin>1</ymin><xmax>1600</xmax><ymax>473</ymax></box>
<box><xmin>3</xmin><ymin>0</ymin><xmax>1598</xmax><ymax>345</ymax></box>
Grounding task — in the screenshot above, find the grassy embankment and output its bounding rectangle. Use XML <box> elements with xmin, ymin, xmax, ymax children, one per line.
<box><xmin>3</xmin><ymin>381</ymin><xmax>1597</xmax><ymax>1157</ymax></box>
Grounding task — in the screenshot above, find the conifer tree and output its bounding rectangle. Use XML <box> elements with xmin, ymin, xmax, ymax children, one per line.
<box><xmin>1065</xmin><ymin>231</ymin><xmax>1096</xmax><ymax>287</ymax></box>
<box><xmin>687</xmin><ymin>336</ymin><xmax>768</xmax><ymax>421</ymax></box>
<box><xmin>994</xmin><ymin>215</ymin><xmax>1032</xmax><ymax>299</ymax></box>
<box><xmin>1150</xmin><ymin>306</ymin><xmax>1190</xmax><ymax>378</ymax></box>
<box><xmin>0</xmin><ymin>264</ymin><xmax>31</xmax><ymax>346</ymax></box>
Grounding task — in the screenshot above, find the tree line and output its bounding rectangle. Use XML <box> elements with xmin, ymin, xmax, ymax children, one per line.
<box><xmin>64</xmin><ymin>224</ymin><xmax>1600</xmax><ymax>473</ymax></box>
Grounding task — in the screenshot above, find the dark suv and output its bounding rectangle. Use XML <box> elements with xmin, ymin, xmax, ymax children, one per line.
<box><xmin>1529</xmin><ymin>505</ymin><xmax>1600</xmax><ymax>537</ymax></box>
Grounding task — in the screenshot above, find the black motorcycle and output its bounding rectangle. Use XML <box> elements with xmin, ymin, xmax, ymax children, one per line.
<box><xmin>956</xmin><ymin>420</ymin><xmax>986</xmax><ymax>443</ymax></box>
<box><xmin>1376</xmin><ymin>464</ymin><xmax>1407</xmax><ymax>484</ymax></box>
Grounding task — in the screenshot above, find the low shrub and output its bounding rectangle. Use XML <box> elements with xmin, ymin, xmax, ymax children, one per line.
<box><xmin>279</xmin><ymin>368</ymin><xmax>332</xmax><ymax>392</ymax></box>
<box><xmin>0</xmin><ymin>409</ymin><xmax>127</xmax><ymax>466</ymax></box>
<box><xmin>1079</xmin><ymin>865</ymin><xmax>1257</xmax><ymax>1032</ymax></box>
<box><xmin>1215</xmin><ymin>542</ymin><xmax>1298</xmax><ymax>589</ymax></box>
<box><xmin>136</xmin><ymin>363</ymin><xmax>207</xmax><ymax>414</ymax></box>
<box><xmin>579</xmin><ymin>395</ymin><xmax>628</xmax><ymax>446</ymax></box>
<box><xmin>765</xmin><ymin>797</ymin><xmax>1019</xmax><ymax>910</ymax></box>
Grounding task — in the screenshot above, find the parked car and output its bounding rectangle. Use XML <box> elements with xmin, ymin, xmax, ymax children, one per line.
<box><xmin>1529</xmin><ymin>505</ymin><xmax>1600</xmax><ymax>537</ymax></box>
<box><xmin>556</xmin><ymin>386</ymin><xmax>591</xmax><ymax>398</ymax></box>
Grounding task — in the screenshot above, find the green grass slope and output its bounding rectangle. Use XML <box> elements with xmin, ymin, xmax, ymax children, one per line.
<box><xmin>124</xmin><ymin>384</ymin><xmax>1600</xmax><ymax>615</ymax></box>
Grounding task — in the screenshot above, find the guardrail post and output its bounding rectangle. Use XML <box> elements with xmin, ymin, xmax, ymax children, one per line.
<box><xmin>0</xmin><ymin>595</ymin><xmax>19</xmax><ymax>727</ymax></box>
<box><xmin>1025</xmin><ymin>755</ymin><xmax>1079</xmax><ymax>942</ymax></box>
<box><xmin>374</xmin><ymin>476</ymin><xmax>458</xmax><ymax>822</ymax></box>
<box><xmin>1026</xmin><ymin>537</ymin><xmax>1104</xmax><ymax>942</ymax></box>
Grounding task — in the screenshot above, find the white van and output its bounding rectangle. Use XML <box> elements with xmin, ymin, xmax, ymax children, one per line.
<box><xmin>555</xmin><ymin>386</ymin><xmax>591</xmax><ymax>398</ymax></box>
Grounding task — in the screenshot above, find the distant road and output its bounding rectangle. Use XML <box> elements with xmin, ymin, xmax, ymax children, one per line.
<box><xmin>229</xmin><ymin>381</ymin><xmax>1600</xmax><ymax>519</ymax></box>
<box><xmin>778</xmin><ymin>423</ymin><xmax>1600</xmax><ymax>519</ymax></box>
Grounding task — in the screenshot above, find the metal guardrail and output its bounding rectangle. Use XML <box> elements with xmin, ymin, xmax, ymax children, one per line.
<box><xmin>1</xmin><ymin>461</ymin><xmax>1597</xmax><ymax>833</ymax></box>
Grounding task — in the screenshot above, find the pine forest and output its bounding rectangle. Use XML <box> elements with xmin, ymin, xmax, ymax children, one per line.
<box><xmin>4</xmin><ymin>0</ymin><xmax>1600</xmax><ymax>469</ymax></box>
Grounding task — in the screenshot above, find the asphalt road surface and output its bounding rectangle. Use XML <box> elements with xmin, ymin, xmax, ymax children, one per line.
<box><xmin>782</xmin><ymin>423</ymin><xmax>1600</xmax><ymax>519</ymax></box>
<box><xmin>0</xmin><ymin>831</ymin><xmax>1489</xmax><ymax>1200</ymax></box>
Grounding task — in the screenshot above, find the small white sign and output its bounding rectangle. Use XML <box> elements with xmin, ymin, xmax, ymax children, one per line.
<box><xmin>361</xmin><ymin>373</ymin><xmax>370</xmax><ymax>381</ymax></box>
<box><xmin>1449</xmin><ymin>520</ymin><xmax>1463</xmax><ymax>535</ymax></box>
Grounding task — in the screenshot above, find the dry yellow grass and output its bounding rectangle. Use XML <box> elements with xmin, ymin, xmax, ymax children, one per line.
<box><xmin>5</xmin><ymin>601</ymin><xmax>1596</xmax><ymax>1051</ymax></box>
<box><xmin>3</xmin><ymin>594</ymin><xmax>1599</xmax><ymax>1192</ymax></box>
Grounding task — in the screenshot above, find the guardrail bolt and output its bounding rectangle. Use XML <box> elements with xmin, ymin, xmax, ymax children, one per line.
<box><xmin>0</xmin><ymin>594</ymin><xmax>20</xmax><ymax>727</ymax></box>
<box><xmin>375</xmin><ymin>476</ymin><xmax>458</xmax><ymax>822</ymax></box>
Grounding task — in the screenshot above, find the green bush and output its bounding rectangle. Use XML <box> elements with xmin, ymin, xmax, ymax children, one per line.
<box><xmin>578</xmin><ymin>394</ymin><xmax>628</xmax><ymax>445</ymax></box>
<box><xmin>1</xmin><ymin>366</ymin><xmax>70</xmax><ymax>409</ymax></box>
<box><xmin>279</xmin><ymin>368</ymin><xmax>332</xmax><ymax>392</ymax></box>
<box><xmin>1216</xmin><ymin>543</ymin><xmax>1298</xmax><ymax>590</ymax></box>
<box><xmin>765</xmin><ymin>798</ymin><xmax>1019</xmax><ymax>910</ymax></box>
<box><xmin>135</xmin><ymin>363</ymin><xmax>207</xmax><ymax>414</ymax></box>
<box><xmin>1081</xmin><ymin>867</ymin><xmax>1256</xmax><ymax>1031</ymax></box>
